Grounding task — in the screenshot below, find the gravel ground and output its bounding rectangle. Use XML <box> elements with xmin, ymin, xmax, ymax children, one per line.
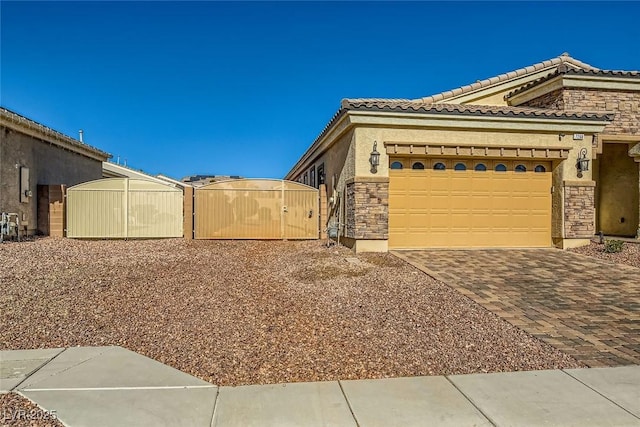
<box><xmin>569</xmin><ymin>241</ymin><xmax>640</xmax><ymax>268</ymax></box>
<box><xmin>0</xmin><ymin>393</ymin><xmax>63</xmax><ymax>427</ymax></box>
<box><xmin>1</xmin><ymin>238</ymin><xmax>581</xmax><ymax>386</ymax></box>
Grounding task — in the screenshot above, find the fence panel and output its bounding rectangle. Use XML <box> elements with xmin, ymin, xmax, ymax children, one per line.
<box><xmin>67</xmin><ymin>178</ymin><xmax>183</xmax><ymax>238</ymax></box>
<box><xmin>194</xmin><ymin>179</ymin><xmax>318</xmax><ymax>240</ymax></box>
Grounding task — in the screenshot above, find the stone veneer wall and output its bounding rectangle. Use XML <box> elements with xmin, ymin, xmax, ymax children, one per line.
<box><xmin>345</xmin><ymin>181</ymin><xmax>388</xmax><ymax>239</ymax></box>
<box><xmin>522</xmin><ymin>88</ymin><xmax>640</xmax><ymax>136</ymax></box>
<box><xmin>564</xmin><ymin>184</ymin><xmax>595</xmax><ymax>238</ymax></box>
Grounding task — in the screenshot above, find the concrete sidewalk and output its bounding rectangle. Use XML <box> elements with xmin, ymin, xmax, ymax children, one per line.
<box><xmin>2</xmin><ymin>347</ymin><xmax>639</xmax><ymax>426</ymax></box>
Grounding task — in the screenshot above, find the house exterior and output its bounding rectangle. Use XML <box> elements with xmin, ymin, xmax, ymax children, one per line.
<box><xmin>285</xmin><ymin>53</ymin><xmax>640</xmax><ymax>252</ymax></box>
<box><xmin>1</xmin><ymin>107</ymin><xmax>110</xmax><ymax>236</ymax></box>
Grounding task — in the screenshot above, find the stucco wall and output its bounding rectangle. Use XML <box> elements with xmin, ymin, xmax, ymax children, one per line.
<box><xmin>597</xmin><ymin>143</ymin><xmax>639</xmax><ymax>236</ymax></box>
<box><xmin>0</xmin><ymin>126</ymin><xmax>103</xmax><ymax>234</ymax></box>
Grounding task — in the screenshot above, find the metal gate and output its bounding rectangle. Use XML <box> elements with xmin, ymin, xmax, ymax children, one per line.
<box><xmin>194</xmin><ymin>179</ymin><xmax>318</xmax><ymax>239</ymax></box>
<box><xmin>67</xmin><ymin>178</ymin><xmax>183</xmax><ymax>238</ymax></box>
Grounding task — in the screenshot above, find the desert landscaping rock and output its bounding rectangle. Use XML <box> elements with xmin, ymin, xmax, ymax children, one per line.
<box><xmin>0</xmin><ymin>393</ymin><xmax>63</xmax><ymax>427</ymax></box>
<box><xmin>1</xmin><ymin>238</ymin><xmax>581</xmax><ymax>387</ymax></box>
<box><xmin>569</xmin><ymin>241</ymin><xmax>640</xmax><ymax>268</ymax></box>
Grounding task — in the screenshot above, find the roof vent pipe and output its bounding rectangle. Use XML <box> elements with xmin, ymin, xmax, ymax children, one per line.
<box><xmin>78</xmin><ymin>129</ymin><xmax>84</xmax><ymax>142</ymax></box>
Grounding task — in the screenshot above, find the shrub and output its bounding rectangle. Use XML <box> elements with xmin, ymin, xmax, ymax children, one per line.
<box><xmin>604</xmin><ymin>239</ymin><xmax>624</xmax><ymax>253</ymax></box>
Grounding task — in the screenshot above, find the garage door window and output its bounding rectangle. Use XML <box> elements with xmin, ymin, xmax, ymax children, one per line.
<box><xmin>433</xmin><ymin>162</ymin><xmax>446</xmax><ymax>170</ymax></box>
<box><xmin>534</xmin><ymin>165</ymin><xmax>546</xmax><ymax>173</ymax></box>
<box><xmin>515</xmin><ymin>164</ymin><xmax>527</xmax><ymax>173</ymax></box>
<box><xmin>412</xmin><ymin>162</ymin><xmax>425</xmax><ymax>170</ymax></box>
<box><xmin>390</xmin><ymin>161</ymin><xmax>403</xmax><ymax>169</ymax></box>
<box><xmin>495</xmin><ymin>164</ymin><xmax>507</xmax><ymax>172</ymax></box>
<box><xmin>474</xmin><ymin>163</ymin><xmax>487</xmax><ymax>172</ymax></box>
<box><xmin>454</xmin><ymin>163</ymin><xmax>467</xmax><ymax>171</ymax></box>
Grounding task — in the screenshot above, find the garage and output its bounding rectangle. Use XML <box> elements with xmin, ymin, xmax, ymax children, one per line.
<box><xmin>389</xmin><ymin>158</ymin><xmax>552</xmax><ymax>249</ymax></box>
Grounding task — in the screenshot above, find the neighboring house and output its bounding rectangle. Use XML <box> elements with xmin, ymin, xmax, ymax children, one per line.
<box><xmin>0</xmin><ymin>107</ymin><xmax>111</xmax><ymax>236</ymax></box>
<box><xmin>285</xmin><ymin>53</ymin><xmax>640</xmax><ymax>252</ymax></box>
<box><xmin>181</xmin><ymin>174</ymin><xmax>242</xmax><ymax>187</ymax></box>
<box><xmin>102</xmin><ymin>161</ymin><xmax>188</xmax><ymax>189</ymax></box>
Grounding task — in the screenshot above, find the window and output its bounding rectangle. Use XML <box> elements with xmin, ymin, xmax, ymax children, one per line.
<box><xmin>454</xmin><ymin>163</ymin><xmax>467</xmax><ymax>171</ymax></box>
<box><xmin>317</xmin><ymin>163</ymin><xmax>325</xmax><ymax>186</ymax></box>
<box><xmin>534</xmin><ymin>165</ymin><xmax>546</xmax><ymax>173</ymax></box>
<box><xmin>495</xmin><ymin>163</ymin><xmax>507</xmax><ymax>172</ymax></box>
<box><xmin>303</xmin><ymin>172</ymin><xmax>308</xmax><ymax>184</ymax></box>
<box><xmin>412</xmin><ymin>162</ymin><xmax>425</xmax><ymax>170</ymax></box>
<box><xmin>474</xmin><ymin>163</ymin><xmax>487</xmax><ymax>171</ymax></box>
<box><xmin>433</xmin><ymin>162</ymin><xmax>446</xmax><ymax>170</ymax></box>
<box><xmin>515</xmin><ymin>164</ymin><xmax>527</xmax><ymax>173</ymax></box>
<box><xmin>390</xmin><ymin>161</ymin><xmax>403</xmax><ymax>169</ymax></box>
<box><xmin>310</xmin><ymin>167</ymin><xmax>316</xmax><ymax>187</ymax></box>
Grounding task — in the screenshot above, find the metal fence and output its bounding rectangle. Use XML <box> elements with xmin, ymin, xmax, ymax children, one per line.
<box><xmin>194</xmin><ymin>179</ymin><xmax>318</xmax><ymax>239</ymax></box>
<box><xmin>67</xmin><ymin>178</ymin><xmax>183</xmax><ymax>238</ymax></box>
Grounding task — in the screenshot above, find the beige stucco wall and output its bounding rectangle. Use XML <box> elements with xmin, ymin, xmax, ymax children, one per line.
<box><xmin>596</xmin><ymin>143</ymin><xmax>640</xmax><ymax>236</ymax></box>
<box><xmin>354</xmin><ymin>125</ymin><xmax>595</xmax><ymax>180</ymax></box>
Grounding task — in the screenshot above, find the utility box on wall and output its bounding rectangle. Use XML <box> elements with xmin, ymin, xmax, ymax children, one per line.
<box><xmin>20</xmin><ymin>167</ymin><xmax>30</xmax><ymax>203</ymax></box>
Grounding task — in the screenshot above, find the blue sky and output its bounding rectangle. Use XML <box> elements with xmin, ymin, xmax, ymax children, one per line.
<box><xmin>2</xmin><ymin>1</ymin><xmax>639</xmax><ymax>180</ymax></box>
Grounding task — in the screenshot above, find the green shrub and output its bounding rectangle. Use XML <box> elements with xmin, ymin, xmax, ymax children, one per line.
<box><xmin>604</xmin><ymin>239</ymin><xmax>624</xmax><ymax>253</ymax></box>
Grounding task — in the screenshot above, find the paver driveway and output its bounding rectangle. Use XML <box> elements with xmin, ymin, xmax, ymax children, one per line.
<box><xmin>394</xmin><ymin>249</ymin><xmax>640</xmax><ymax>367</ymax></box>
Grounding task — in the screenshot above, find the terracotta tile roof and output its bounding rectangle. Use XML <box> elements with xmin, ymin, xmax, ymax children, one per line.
<box><xmin>341</xmin><ymin>99</ymin><xmax>612</xmax><ymax>121</ymax></box>
<box><xmin>507</xmin><ymin>66</ymin><xmax>640</xmax><ymax>98</ymax></box>
<box><xmin>416</xmin><ymin>53</ymin><xmax>598</xmax><ymax>103</ymax></box>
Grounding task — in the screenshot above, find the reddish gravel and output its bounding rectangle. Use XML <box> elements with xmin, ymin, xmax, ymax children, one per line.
<box><xmin>0</xmin><ymin>393</ymin><xmax>62</xmax><ymax>427</ymax></box>
<box><xmin>569</xmin><ymin>241</ymin><xmax>640</xmax><ymax>269</ymax></box>
<box><xmin>0</xmin><ymin>238</ymin><xmax>581</xmax><ymax>386</ymax></box>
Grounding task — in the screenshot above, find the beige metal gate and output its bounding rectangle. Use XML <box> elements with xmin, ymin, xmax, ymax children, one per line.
<box><xmin>194</xmin><ymin>179</ymin><xmax>318</xmax><ymax>239</ymax></box>
<box><xmin>67</xmin><ymin>178</ymin><xmax>183</xmax><ymax>238</ymax></box>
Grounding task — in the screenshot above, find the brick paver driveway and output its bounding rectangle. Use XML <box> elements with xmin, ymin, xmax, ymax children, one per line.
<box><xmin>394</xmin><ymin>249</ymin><xmax>640</xmax><ymax>367</ymax></box>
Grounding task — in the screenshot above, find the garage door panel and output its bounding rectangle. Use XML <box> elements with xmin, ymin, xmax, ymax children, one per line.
<box><xmin>389</xmin><ymin>168</ymin><xmax>551</xmax><ymax>248</ymax></box>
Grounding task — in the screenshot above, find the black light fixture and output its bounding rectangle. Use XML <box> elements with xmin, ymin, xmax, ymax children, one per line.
<box><xmin>576</xmin><ymin>147</ymin><xmax>590</xmax><ymax>178</ymax></box>
<box><xmin>370</xmin><ymin>141</ymin><xmax>380</xmax><ymax>174</ymax></box>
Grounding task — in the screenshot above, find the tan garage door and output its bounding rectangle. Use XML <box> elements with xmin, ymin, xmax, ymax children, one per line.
<box><xmin>389</xmin><ymin>160</ymin><xmax>552</xmax><ymax>248</ymax></box>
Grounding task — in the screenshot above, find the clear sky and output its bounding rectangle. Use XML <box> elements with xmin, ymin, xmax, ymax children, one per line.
<box><xmin>2</xmin><ymin>1</ymin><xmax>639</xmax><ymax>180</ymax></box>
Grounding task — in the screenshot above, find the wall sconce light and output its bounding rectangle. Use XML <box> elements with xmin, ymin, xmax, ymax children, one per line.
<box><xmin>576</xmin><ymin>147</ymin><xmax>590</xmax><ymax>178</ymax></box>
<box><xmin>370</xmin><ymin>141</ymin><xmax>380</xmax><ymax>174</ymax></box>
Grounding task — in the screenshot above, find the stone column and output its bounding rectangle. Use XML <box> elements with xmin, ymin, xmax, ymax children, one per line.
<box><xmin>563</xmin><ymin>181</ymin><xmax>596</xmax><ymax>240</ymax></box>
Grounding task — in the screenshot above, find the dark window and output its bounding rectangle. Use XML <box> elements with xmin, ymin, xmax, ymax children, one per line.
<box><xmin>454</xmin><ymin>163</ymin><xmax>467</xmax><ymax>171</ymax></box>
<box><xmin>310</xmin><ymin>167</ymin><xmax>316</xmax><ymax>187</ymax></box>
<box><xmin>412</xmin><ymin>162</ymin><xmax>425</xmax><ymax>170</ymax></box>
<box><xmin>317</xmin><ymin>163</ymin><xmax>325</xmax><ymax>186</ymax></box>
<box><xmin>515</xmin><ymin>164</ymin><xmax>527</xmax><ymax>173</ymax></box>
<box><xmin>534</xmin><ymin>165</ymin><xmax>546</xmax><ymax>173</ymax></box>
<box><xmin>433</xmin><ymin>162</ymin><xmax>446</xmax><ymax>170</ymax></box>
<box><xmin>390</xmin><ymin>161</ymin><xmax>403</xmax><ymax>169</ymax></box>
<box><xmin>474</xmin><ymin>163</ymin><xmax>487</xmax><ymax>171</ymax></box>
<box><xmin>495</xmin><ymin>163</ymin><xmax>507</xmax><ymax>172</ymax></box>
<box><xmin>303</xmin><ymin>172</ymin><xmax>308</xmax><ymax>184</ymax></box>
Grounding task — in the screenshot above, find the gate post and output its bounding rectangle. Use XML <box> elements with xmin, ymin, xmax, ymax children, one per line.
<box><xmin>183</xmin><ymin>186</ymin><xmax>194</xmax><ymax>240</ymax></box>
<box><xmin>319</xmin><ymin>184</ymin><xmax>328</xmax><ymax>239</ymax></box>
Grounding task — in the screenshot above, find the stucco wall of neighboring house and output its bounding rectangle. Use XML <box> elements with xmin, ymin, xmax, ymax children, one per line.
<box><xmin>0</xmin><ymin>126</ymin><xmax>103</xmax><ymax>235</ymax></box>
